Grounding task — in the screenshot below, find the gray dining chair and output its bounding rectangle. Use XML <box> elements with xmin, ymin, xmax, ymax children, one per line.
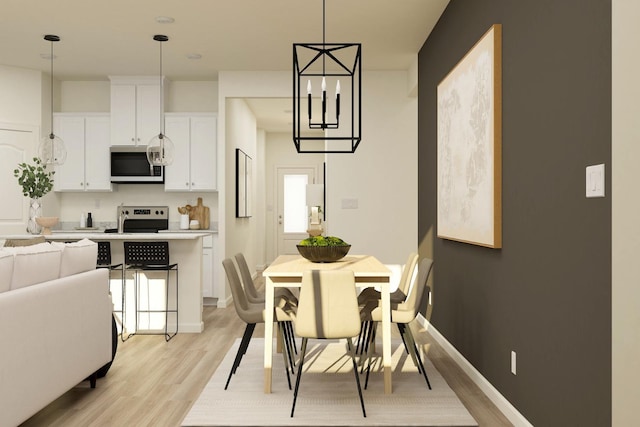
<box><xmin>222</xmin><ymin>258</ymin><xmax>296</xmax><ymax>390</ymax></box>
<box><xmin>291</xmin><ymin>269</ymin><xmax>366</xmax><ymax>418</ymax></box>
<box><xmin>356</xmin><ymin>252</ymin><xmax>418</xmax><ymax>355</ymax></box>
<box><xmin>362</xmin><ymin>257</ymin><xmax>434</xmax><ymax>390</ymax></box>
<box><xmin>233</xmin><ymin>252</ymin><xmax>299</xmax><ymax>368</ymax></box>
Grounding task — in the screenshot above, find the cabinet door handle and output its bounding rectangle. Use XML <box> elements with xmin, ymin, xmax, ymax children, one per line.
<box><xmin>192</xmin><ymin>182</ymin><xmax>195</xmax><ymax>186</ymax></box>
<box><xmin>86</xmin><ymin>182</ymin><xmax>89</xmax><ymax>187</ymax></box>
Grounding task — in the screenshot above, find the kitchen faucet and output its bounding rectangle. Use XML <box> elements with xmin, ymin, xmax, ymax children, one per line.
<box><xmin>118</xmin><ymin>208</ymin><xmax>128</xmax><ymax>234</ymax></box>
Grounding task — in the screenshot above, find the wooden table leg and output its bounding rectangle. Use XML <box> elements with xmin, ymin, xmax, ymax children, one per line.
<box><xmin>263</xmin><ymin>277</ymin><xmax>275</xmax><ymax>393</ymax></box>
<box><xmin>381</xmin><ymin>279</ymin><xmax>392</xmax><ymax>394</ymax></box>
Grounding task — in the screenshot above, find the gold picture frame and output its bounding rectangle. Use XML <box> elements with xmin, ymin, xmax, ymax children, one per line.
<box><xmin>437</xmin><ymin>24</ymin><xmax>502</xmax><ymax>248</ymax></box>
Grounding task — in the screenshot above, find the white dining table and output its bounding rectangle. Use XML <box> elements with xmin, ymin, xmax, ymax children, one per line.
<box><xmin>262</xmin><ymin>254</ymin><xmax>393</xmax><ymax>394</ymax></box>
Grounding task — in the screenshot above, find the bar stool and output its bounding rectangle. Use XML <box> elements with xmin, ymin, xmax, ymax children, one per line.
<box><xmin>96</xmin><ymin>241</ymin><xmax>126</xmax><ymax>342</ymax></box>
<box><xmin>123</xmin><ymin>241</ymin><xmax>178</xmax><ymax>342</ymax></box>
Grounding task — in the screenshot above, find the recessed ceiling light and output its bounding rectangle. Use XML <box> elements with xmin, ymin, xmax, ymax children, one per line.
<box><xmin>186</xmin><ymin>53</ymin><xmax>202</xmax><ymax>60</ymax></box>
<box><xmin>155</xmin><ymin>16</ymin><xmax>175</xmax><ymax>24</ymax></box>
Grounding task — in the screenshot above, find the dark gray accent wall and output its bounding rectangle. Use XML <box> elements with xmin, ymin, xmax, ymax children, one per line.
<box><xmin>418</xmin><ymin>1</ymin><xmax>611</xmax><ymax>425</ymax></box>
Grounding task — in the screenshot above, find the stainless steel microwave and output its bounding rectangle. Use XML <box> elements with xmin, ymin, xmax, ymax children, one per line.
<box><xmin>110</xmin><ymin>146</ymin><xmax>164</xmax><ymax>183</ymax></box>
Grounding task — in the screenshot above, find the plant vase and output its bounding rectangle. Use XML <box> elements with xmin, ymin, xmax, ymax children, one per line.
<box><xmin>27</xmin><ymin>197</ymin><xmax>42</xmax><ymax>234</ymax></box>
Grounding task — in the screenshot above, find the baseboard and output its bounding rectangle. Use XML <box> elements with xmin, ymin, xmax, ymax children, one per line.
<box><xmin>216</xmin><ymin>294</ymin><xmax>232</xmax><ymax>308</ymax></box>
<box><xmin>178</xmin><ymin>322</ymin><xmax>205</xmax><ymax>333</ymax></box>
<box><xmin>417</xmin><ymin>316</ymin><xmax>533</xmax><ymax>427</ymax></box>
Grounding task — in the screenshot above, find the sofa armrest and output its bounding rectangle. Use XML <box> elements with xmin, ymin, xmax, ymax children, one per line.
<box><xmin>0</xmin><ymin>268</ymin><xmax>111</xmax><ymax>427</ymax></box>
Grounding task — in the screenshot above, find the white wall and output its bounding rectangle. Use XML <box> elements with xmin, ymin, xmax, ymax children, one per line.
<box><xmin>612</xmin><ymin>1</ymin><xmax>640</xmax><ymax>424</ymax></box>
<box><xmin>168</xmin><ymin>81</ymin><xmax>218</xmax><ymax>112</ymax></box>
<box><xmin>327</xmin><ymin>71</ymin><xmax>418</xmax><ymax>265</ymax></box>
<box><xmin>224</xmin><ymin>98</ymin><xmax>259</xmax><ymax>275</ymax></box>
<box><xmin>60</xmin><ymin>81</ymin><xmax>110</xmax><ymax>112</ymax></box>
<box><xmin>0</xmin><ymin>65</ymin><xmax>42</xmax><ymax>126</ymax></box>
<box><xmin>217</xmin><ymin>70</ymin><xmax>419</xmax><ymax>306</ymax></box>
<box><xmin>60</xmin><ymin>80</ymin><xmax>217</xmax><ymax>113</ymax></box>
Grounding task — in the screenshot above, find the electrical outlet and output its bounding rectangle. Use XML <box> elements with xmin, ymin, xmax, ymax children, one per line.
<box><xmin>511</xmin><ymin>351</ymin><xmax>517</xmax><ymax>375</ymax></box>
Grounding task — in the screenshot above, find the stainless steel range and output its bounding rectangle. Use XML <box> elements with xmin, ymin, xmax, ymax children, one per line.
<box><xmin>105</xmin><ymin>205</ymin><xmax>169</xmax><ymax>233</ymax></box>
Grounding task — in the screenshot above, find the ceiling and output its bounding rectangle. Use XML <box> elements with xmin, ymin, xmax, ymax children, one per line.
<box><xmin>0</xmin><ymin>0</ymin><xmax>449</xmax><ymax>131</ymax></box>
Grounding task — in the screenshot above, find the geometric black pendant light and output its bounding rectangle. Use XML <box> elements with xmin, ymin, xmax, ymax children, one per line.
<box><xmin>39</xmin><ymin>34</ymin><xmax>67</xmax><ymax>166</ymax></box>
<box><xmin>293</xmin><ymin>0</ymin><xmax>362</xmax><ymax>153</ymax></box>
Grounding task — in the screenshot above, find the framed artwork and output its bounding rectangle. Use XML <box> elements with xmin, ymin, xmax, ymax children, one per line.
<box><xmin>236</xmin><ymin>148</ymin><xmax>252</xmax><ymax>218</ymax></box>
<box><xmin>437</xmin><ymin>24</ymin><xmax>502</xmax><ymax>248</ymax></box>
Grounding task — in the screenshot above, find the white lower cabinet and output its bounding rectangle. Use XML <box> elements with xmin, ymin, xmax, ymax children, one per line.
<box><xmin>164</xmin><ymin>113</ymin><xmax>217</xmax><ymax>192</ymax></box>
<box><xmin>202</xmin><ymin>234</ymin><xmax>219</xmax><ymax>300</ymax></box>
<box><xmin>53</xmin><ymin>113</ymin><xmax>112</xmax><ymax>192</ymax></box>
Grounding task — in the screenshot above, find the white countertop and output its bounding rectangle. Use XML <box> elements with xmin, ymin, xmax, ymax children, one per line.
<box><xmin>1</xmin><ymin>230</ymin><xmax>214</xmax><ymax>241</ymax></box>
<box><xmin>49</xmin><ymin>231</ymin><xmax>212</xmax><ymax>240</ymax></box>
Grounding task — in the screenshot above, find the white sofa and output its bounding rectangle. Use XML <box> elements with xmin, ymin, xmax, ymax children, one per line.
<box><xmin>0</xmin><ymin>239</ymin><xmax>112</xmax><ymax>427</ymax></box>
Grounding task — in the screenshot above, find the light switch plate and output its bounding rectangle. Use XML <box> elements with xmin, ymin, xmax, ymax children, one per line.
<box><xmin>341</xmin><ymin>198</ymin><xmax>358</xmax><ymax>209</ymax></box>
<box><xmin>586</xmin><ymin>164</ymin><xmax>605</xmax><ymax>198</ymax></box>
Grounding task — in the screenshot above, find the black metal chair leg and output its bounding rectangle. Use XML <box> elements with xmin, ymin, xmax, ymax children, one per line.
<box><xmin>164</xmin><ymin>266</ymin><xmax>178</xmax><ymax>341</ymax></box>
<box><xmin>397</xmin><ymin>323</ymin><xmax>411</xmax><ymax>355</ymax></box>
<box><xmin>364</xmin><ymin>322</ymin><xmax>377</xmax><ymax>389</ymax></box>
<box><xmin>399</xmin><ymin>323</ymin><xmax>422</xmax><ymax>373</ymax></box>
<box><xmin>278</xmin><ymin>323</ymin><xmax>292</xmax><ymax>389</ymax></box>
<box><xmin>290</xmin><ymin>337</ymin><xmax>308</xmax><ymax>417</ymax></box>
<box><xmin>347</xmin><ymin>338</ymin><xmax>367</xmax><ymax>417</ymax></box>
<box><xmin>361</xmin><ymin>321</ymin><xmax>377</xmax><ymax>374</ymax></box>
<box><xmin>404</xmin><ymin>326</ymin><xmax>431</xmax><ymax>389</ymax></box>
<box><xmin>282</xmin><ymin>322</ymin><xmax>296</xmax><ymax>373</ymax></box>
<box><xmin>224</xmin><ymin>323</ymin><xmax>256</xmax><ymax>390</ymax></box>
<box><xmin>286</xmin><ymin>321</ymin><xmax>298</xmax><ymax>355</ymax></box>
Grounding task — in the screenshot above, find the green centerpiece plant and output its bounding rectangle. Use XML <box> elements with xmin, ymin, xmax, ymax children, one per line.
<box><xmin>297</xmin><ymin>235</ymin><xmax>351</xmax><ymax>262</ymax></box>
<box><xmin>298</xmin><ymin>235</ymin><xmax>349</xmax><ymax>246</ymax></box>
<box><xmin>13</xmin><ymin>157</ymin><xmax>55</xmax><ymax>233</ymax></box>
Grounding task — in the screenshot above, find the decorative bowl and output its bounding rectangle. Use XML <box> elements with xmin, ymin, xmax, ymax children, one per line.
<box><xmin>296</xmin><ymin>244</ymin><xmax>351</xmax><ymax>263</ymax></box>
<box><xmin>35</xmin><ymin>216</ymin><xmax>59</xmax><ymax>235</ymax></box>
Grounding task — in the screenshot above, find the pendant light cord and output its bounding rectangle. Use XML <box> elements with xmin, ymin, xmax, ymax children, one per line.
<box><xmin>322</xmin><ymin>0</ymin><xmax>326</xmax><ymax>75</ymax></box>
<box><xmin>49</xmin><ymin>39</ymin><xmax>54</xmax><ymax>139</ymax></box>
<box><xmin>159</xmin><ymin>38</ymin><xmax>164</xmax><ymax>138</ymax></box>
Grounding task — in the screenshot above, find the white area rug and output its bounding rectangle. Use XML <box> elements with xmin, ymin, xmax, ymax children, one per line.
<box><xmin>182</xmin><ymin>338</ymin><xmax>477</xmax><ymax>426</ymax></box>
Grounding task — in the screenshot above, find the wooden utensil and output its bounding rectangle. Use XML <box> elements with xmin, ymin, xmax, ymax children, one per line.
<box><xmin>189</xmin><ymin>197</ymin><xmax>210</xmax><ymax>229</ymax></box>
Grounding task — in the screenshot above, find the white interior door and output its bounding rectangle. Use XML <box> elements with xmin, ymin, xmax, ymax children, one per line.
<box><xmin>276</xmin><ymin>167</ymin><xmax>316</xmax><ymax>255</ymax></box>
<box><xmin>0</xmin><ymin>126</ymin><xmax>37</xmax><ymax>234</ymax></box>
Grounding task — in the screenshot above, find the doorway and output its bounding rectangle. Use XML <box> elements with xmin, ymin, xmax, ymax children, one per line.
<box><xmin>275</xmin><ymin>166</ymin><xmax>317</xmax><ymax>255</ymax></box>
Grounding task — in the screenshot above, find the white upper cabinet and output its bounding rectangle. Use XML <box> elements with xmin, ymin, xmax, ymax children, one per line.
<box><xmin>164</xmin><ymin>113</ymin><xmax>217</xmax><ymax>192</ymax></box>
<box><xmin>53</xmin><ymin>113</ymin><xmax>112</xmax><ymax>192</ymax></box>
<box><xmin>109</xmin><ymin>76</ymin><xmax>164</xmax><ymax>146</ymax></box>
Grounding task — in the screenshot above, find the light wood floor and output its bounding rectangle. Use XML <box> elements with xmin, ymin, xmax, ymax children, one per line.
<box><xmin>21</xmin><ymin>302</ymin><xmax>513</xmax><ymax>427</ymax></box>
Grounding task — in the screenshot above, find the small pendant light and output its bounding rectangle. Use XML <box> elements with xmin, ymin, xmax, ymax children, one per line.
<box><xmin>39</xmin><ymin>34</ymin><xmax>67</xmax><ymax>166</ymax></box>
<box><xmin>147</xmin><ymin>34</ymin><xmax>174</xmax><ymax>166</ymax></box>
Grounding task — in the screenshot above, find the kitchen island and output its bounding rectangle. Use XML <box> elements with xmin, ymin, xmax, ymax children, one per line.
<box><xmin>2</xmin><ymin>231</ymin><xmax>212</xmax><ymax>333</ymax></box>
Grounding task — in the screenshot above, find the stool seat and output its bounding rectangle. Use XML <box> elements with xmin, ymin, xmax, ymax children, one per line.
<box><xmin>123</xmin><ymin>241</ymin><xmax>178</xmax><ymax>342</ymax></box>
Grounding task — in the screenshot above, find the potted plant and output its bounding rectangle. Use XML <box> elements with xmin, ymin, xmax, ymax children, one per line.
<box><xmin>297</xmin><ymin>235</ymin><xmax>351</xmax><ymax>263</ymax></box>
<box><xmin>14</xmin><ymin>157</ymin><xmax>55</xmax><ymax>234</ymax></box>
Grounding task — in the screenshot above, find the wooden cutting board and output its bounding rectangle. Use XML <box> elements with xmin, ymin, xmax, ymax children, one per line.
<box><xmin>189</xmin><ymin>197</ymin><xmax>210</xmax><ymax>229</ymax></box>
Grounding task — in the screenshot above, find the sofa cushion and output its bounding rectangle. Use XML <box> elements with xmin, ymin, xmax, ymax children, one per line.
<box><xmin>0</xmin><ymin>250</ymin><xmax>13</xmax><ymax>293</ymax></box>
<box><xmin>4</xmin><ymin>236</ymin><xmax>46</xmax><ymax>247</ymax></box>
<box><xmin>51</xmin><ymin>239</ymin><xmax>98</xmax><ymax>278</ymax></box>
<box><xmin>7</xmin><ymin>242</ymin><xmax>63</xmax><ymax>290</ymax></box>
